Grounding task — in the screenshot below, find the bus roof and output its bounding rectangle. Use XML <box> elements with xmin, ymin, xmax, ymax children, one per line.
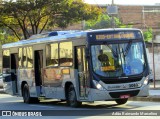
<box><xmin>2</xmin><ymin>31</ymin><xmax>86</xmax><ymax>49</ymax></box>
<box><xmin>2</xmin><ymin>28</ymin><xmax>141</xmax><ymax>49</ymax></box>
<box><xmin>86</xmin><ymin>28</ymin><xmax>141</xmax><ymax>33</ymax></box>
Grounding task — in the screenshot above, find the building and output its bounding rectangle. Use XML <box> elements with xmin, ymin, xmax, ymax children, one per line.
<box><xmin>118</xmin><ymin>5</ymin><xmax>160</xmax><ymax>33</ymax></box>
<box><xmin>61</xmin><ymin>4</ymin><xmax>160</xmax><ymax>34</ymax></box>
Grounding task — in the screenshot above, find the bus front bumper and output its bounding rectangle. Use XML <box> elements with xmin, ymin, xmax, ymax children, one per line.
<box><xmin>87</xmin><ymin>83</ymin><xmax>149</xmax><ymax>101</ymax></box>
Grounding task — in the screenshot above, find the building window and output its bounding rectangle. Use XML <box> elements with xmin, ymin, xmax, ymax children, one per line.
<box><xmin>60</xmin><ymin>42</ymin><xmax>73</xmax><ymax>66</ymax></box>
<box><xmin>46</xmin><ymin>43</ymin><xmax>59</xmax><ymax>67</ymax></box>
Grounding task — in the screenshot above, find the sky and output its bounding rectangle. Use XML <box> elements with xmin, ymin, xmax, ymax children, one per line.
<box><xmin>84</xmin><ymin>0</ymin><xmax>160</xmax><ymax>5</ymax></box>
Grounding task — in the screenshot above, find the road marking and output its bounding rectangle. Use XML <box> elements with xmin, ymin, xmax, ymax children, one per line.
<box><xmin>29</xmin><ymin>104</ymin><xmax>55</xmax><ymax>109</ymax></box>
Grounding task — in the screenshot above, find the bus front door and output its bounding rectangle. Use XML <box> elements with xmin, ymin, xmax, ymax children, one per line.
<box><xmin>76</xmin><ymin>46</ymin><xmax>88</xmax><ymax>99</ymax></box>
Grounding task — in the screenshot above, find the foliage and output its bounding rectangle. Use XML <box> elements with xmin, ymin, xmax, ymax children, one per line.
<box><xmin>114</xmin><ymin>18</ymin><xmax>132</xmax><ymax>28</ymax></box>
<box><xmin>143</xmin><ymin>28</ymin><xmax>153</xmax><ymax>42</ymax></box>
<box><xmin>85</xmin><ymin>14</ymin><xmax>110</xmax><ymax>29</ymax></box>
<box><xmin>0</xmin><ymin>29</ymin><xmax>18</xmax><ymax>44</ymax></box>
<box><xmin>0</xmin><ymin>0</ymin><xmax>101</xmax><ymax>40</ymax></box>
<box><xmin>0</xmin><ymin>30</ymin><xmax>5</xmax><ymax>44</ymax></box>
<box><xmin>85</xmin><ymin>14</ymin><xmax>132</xmax><ymax>29</ymax></box>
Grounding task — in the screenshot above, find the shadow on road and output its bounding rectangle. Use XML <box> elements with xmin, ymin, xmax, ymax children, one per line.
<box><xmin>0</xmin><ymin>97</ymin><xmax>144</xmax><ymax>116</ymax></box>
<box><xmin>34</xmin><ymin>99</ymin><xmax>139</xmax><ymax>110</ymax></box>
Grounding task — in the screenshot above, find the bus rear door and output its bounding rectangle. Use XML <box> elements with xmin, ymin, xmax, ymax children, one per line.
<box><xmin>34</xmin><ymin>50</ymin><xmax>43</xmax><ymax>96</ymax></box>
<box><xmin>11</xmin><ymin>53</ymin><xmax>19</xmax><ymax>95</ymax></box>
<box><xmin>3</xmin><ymin>52</ymin><xmax>19</xmax><ymax>95</ymax></box>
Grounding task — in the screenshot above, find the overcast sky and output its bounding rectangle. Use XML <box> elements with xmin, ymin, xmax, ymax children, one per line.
<box><xmin>84</xmin><ymin>0</ymin><xmax>160</xmax><ymax>5</ymax></box>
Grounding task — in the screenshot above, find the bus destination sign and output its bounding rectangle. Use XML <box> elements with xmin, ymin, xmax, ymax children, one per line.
<box><xmin>96</xmin><ymin>32</ymin><xmax>136</xmax><ymax>40</ymax></box>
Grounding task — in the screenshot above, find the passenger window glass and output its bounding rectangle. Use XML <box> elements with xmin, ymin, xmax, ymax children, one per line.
<box><xmin>60</xmin><ymin>42</ymin><xmax>73</xmax><ymax>66</ymax></box>
<box><xmin>18</xmin><ymin>48</ymin><xmax>23</xmax><ymax>68</ymax></box>
<box><xmin>46</xmin><ymin>43</ymin><xmax>58</xmax><ymax>67</ymax></box>
<box><xmin>27</xmin><ymin>47</ymin><xmax>33</xmax><ymax>68</ymax></box>
<box><xmin>23</xmin><ymin>47</ymin><xmax>27</xmax><ymax>67</ymax></box>
<box><xmin>3</xmin><ymin>50</ymin><xmax>10</xmax><ymax>69</ymax></box>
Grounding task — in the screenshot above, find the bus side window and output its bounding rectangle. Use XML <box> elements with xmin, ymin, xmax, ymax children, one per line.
<box><xmin>18</xmin><ymin>48</ymin><xmax>23</xmax><ymax>68</ymax></box>
<box><xmin>27</xmin><ymin>47</ymin><xmax>33</xmax><ymax>68</ymax></box>
<box><xmin>46</xmin><ymin>43</ymin><xmax>59</xmax><ymax>67</ymax></box>
<box><xmin>23</xmin><ymin>47</ymin><xmax>27</xmax><ymax>68</ymax></box>
<box><xmin>59</xmin><ymin>42</ymin><xmax>73</xmax><ymax>67</ymax></box>
<box><xmin>2</xmin><ymin>50</ymin><xmax>10</xmax><ymax>73</ymax></box>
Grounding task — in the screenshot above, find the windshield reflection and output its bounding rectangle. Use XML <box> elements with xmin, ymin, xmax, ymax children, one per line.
<box><xmin>91</xmin><ymin>42</ymin><xmax>145</xmax><ymax>77</ymax></box>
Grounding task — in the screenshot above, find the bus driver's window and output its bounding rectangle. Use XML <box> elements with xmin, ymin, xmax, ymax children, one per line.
<box><xmin>98</xmin><ymin>50</ymin><xmax>110</xmax><ymax>66</ymax></box>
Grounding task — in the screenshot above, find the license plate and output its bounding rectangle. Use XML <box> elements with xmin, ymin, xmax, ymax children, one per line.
<box><xmin>120</xmin><ymin>94</ymin><xmax>130</xmax><ymax>99</ymax></box>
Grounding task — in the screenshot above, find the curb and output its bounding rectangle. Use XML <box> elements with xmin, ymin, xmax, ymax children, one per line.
<box><xmin>0</xmin><ymin>89</ymin><xmax>6</xmax><ymax>94</ymax></box>
<box><xmin>129</xmin><ymin>96</ymin><xmax>160</xmax><ymax>102</ymax></box>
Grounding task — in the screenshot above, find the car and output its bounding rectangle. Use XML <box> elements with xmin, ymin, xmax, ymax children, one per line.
<box><xmin>0</xmin><ymin>73</ymin><xmax>3</xmax><ymax>88</ymax></box>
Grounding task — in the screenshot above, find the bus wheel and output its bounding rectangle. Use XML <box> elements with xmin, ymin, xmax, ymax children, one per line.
<box><xmin>23</xmin><ymin>84</ymin><xmax>32</xmax><ymax>103</ymax></box>
<box><xmin>60</xmin><ymin>99</ymin><xmax>66</xmax><ymax>102</ymax></box>
<box><xmin>32</xmin><ymin>97</ymin><xmax>40</xmax><ymax>103</ymax></box>
<box><xmin>115</xmin><ymin>99</ymin><xmax>128</xmax><ymax>105</ymax></box>
<box><xmin>67</xmin><ymin>85</ymin><xmax>82</xmax><ymax>107</ymax></box>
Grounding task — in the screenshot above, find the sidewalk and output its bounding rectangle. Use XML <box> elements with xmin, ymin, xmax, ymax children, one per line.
<box><xmin>0</xmin><ymin>88</ymin><xmax>4</xmax><ymax>94</ymax></box>
<box><xmin>129</xmin><ymin>90</ymin><xmax>160</xmax><ymax>102</ymax></box>
<box><xmin>129</xmin><ymin>81</ymin><xmax>160</xmax><ymax>102</ymax></box>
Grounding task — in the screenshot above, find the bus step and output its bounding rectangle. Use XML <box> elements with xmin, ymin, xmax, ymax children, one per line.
<box><xmin>38</xmin><ymin>96</ymin><xmax>45</xmax><ymax>100</ymax></box>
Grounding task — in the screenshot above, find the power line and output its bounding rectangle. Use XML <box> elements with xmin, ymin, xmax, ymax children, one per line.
<box><xmin>93</xmin><ymin>0</ymin><xmax>102</xmax><ymax>9</ymax></box>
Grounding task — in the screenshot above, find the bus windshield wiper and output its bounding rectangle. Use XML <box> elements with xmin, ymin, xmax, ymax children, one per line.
<box><xmin>124</xmin><ymin>40</ymin><xmax>132</xmax><ymax>57</ymax></box>
<box><xmin>106</xmin><ymin>44</ymin><xmax>118</xmax><ymax>58</ymax></box>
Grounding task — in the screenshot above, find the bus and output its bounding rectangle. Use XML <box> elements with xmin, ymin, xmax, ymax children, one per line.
<box><xmin>2</xmin><ymin>28</ymin><xmax>152</xmax><ymax>107</ymax></box>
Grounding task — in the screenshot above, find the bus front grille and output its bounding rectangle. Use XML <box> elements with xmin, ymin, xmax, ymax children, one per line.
<box><xmin>102</xmin><ymin>77</ymin><xmax>142</xmax><ymax>84</ymax></box>
<box><xmin>109</xmin><ymin>90</ymin><xmax>140</xmax><ymax>98</ymax></box>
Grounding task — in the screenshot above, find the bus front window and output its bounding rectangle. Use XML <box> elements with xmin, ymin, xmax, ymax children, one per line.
<box><xmin>91</xmin><ymin>42</ymin><xmax>145</xmax><ymax>77</ymax></box>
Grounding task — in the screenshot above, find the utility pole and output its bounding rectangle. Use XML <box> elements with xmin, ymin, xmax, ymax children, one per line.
<box><xmin>82</xmin><ymin>20</ymin><xmax>85</xmax><ymax>30</ymax></box>
<box><xmin>111</xmin><ymin>0</ymin><xmax>115</xmax><ymax>28</ymax></box>
<box><xmin>152</xmin><ymin>34</ymin><xmax>156</xmax><ymax>88</ymax></box>
<box><xmin>107</xmin><ymin>0</ymin><xmax>117</xmax><ymax>28</ymax></box>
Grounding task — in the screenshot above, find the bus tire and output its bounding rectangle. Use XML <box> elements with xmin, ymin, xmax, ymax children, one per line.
<box><xmin>60</xmin><ymin>99</ymin><xmax>66</xmax><ymax>102</ymax></box>
<box><xmin>67</xmin><ymin>85</ymin><xmax>82</xmax><ymax>107</ymax></box>
<box><xmin>115</xmin><ymin>99</ymin><xmax>128</xmax><ymax>105</ymax></box>
<box><xmin>23</xmin><ymin>84</ymin><xmax>32</xmax><ymax>104</ymax></box>
<box><xmin>32</xmin><ymin>97</ymin><xmax>40</xmax><ymax>103</ymax></box>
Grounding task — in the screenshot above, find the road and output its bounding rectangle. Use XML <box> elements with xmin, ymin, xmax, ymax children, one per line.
<box><xmin>0</xmin><ymin>93</ymin><xmax>160</xmax><ymax>119</ymax></box>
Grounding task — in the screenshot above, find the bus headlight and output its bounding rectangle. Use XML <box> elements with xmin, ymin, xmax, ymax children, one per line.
<box><xmin>93</xmin><ymin>80</ymin><xmax>106</xmax><ymax>90</ymax></box>
<box><xmin>143</xmin><ymin>76</ymin><xmax>149</xmax><ymax>85</ymax></box>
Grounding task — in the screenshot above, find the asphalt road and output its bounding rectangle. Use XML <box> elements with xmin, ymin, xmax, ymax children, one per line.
<box><xmin>0</xmin><ymin>93</ymin><xmax>160</xmax><ymax>119</ymax></box>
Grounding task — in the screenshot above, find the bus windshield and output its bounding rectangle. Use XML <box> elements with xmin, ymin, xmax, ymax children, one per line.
<box><xmin>91</xmin><ymin>41</ymin><xmax>145</xmax><ymax>77</ymax></box>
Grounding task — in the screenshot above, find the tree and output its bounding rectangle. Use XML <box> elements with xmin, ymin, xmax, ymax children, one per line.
<box><xmin>0</xmin><ymin>28</ymin><xmax>18</xmax><ymax>44</ymax></box>
<box><xmin>143</xmin><ymin>28</ymin><xmax>153</xmax><ymax>42</ymax></box>
<box><xmin>85</xmin><ymin>14</ymin><xmax>132</xmax><ymax>29</ymax></box>
<box><xmin>0</xmin><ymin>0</ymin><xmax>101</xmax><ymax>40</ymax></box>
